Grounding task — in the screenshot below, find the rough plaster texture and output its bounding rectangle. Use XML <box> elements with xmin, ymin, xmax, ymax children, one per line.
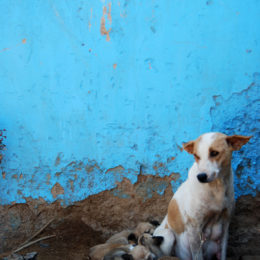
<box><xmin>1</xmin><ymin>1</ymin><xmax>260</xmax><ymax>257</ymax></box>
<box><xmin>0</xmin><ymin>0</ymin><xmax>259</xmax><ymax>206</ymax></box>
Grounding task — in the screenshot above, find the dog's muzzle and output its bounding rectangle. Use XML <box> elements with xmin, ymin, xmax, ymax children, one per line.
<box><xmin>197</xmin><ymin>173</ymin><xmax>208</xmax><ymax>183</ymax></box>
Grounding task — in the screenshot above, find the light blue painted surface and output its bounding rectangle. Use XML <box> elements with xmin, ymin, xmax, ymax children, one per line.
<box><xmin>0</xmin><ymin>0</ymin><xmax>259</xmax><ymax>205</ymax></box>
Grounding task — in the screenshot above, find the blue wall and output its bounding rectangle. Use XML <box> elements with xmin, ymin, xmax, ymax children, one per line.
<box><xmin>0</xmin><ymin>0</ymin><xmax>259</xmax><ymax>205</ymax></box>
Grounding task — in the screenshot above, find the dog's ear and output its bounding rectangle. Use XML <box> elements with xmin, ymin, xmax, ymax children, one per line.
<box><xmin>183</xmin><ymin>141</ymin><xmax>195</xmax><ymax>154</ymax></box>
<box><xmin>226</xmin><ymin>135</ymin><xmax>252</xmax><ymax>151</ymax></box>
<box><xmin>138</xmin><ymin>235</ymin><xmax>145</xmax><ymax>246</ymax></box>
<box><xmin>152</xmin><ymin>236</ymin><xmax>164</xmax><ymax>246</ymax></box>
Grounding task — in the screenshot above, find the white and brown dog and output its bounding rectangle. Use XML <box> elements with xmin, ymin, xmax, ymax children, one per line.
<box><xmin>154</xmin><ymin>132</ymin><xmax>251</xmax><ymax>260</ymax></box>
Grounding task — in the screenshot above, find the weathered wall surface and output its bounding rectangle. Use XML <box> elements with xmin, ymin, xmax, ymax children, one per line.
<box><xmin>0</xmin><ymin>1</ymin><xmax>260</xmax><ymax>257</ymax></box>
<box><xmin>0</xmin><ymin>1</ymin><xmax>259</xmax><ymax>256</ymax></box>
<box><xmin>0</xmin><ymin>0</ymin><xmax>259</xmax><ymax>206</ymax></box>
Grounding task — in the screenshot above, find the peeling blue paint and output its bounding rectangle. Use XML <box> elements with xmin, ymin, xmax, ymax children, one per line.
<box><xmin>210</xmin><ymin>74</ymin><xmax>260</xmax><ymax>198</ymax></box>
<box><xmin>0</xmin><ymin>0</ymin><xmax>259</xmax><ymax>205</ymax></box>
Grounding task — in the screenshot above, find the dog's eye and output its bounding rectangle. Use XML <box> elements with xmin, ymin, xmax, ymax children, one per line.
<box><xmin>210</xmin><ymin>151</ymin><xmax>219</xmax><ymax>157</ymax></box>
<box><xmin>194</xmin><ymin>154</ymin><xmax>200</xmax><ymax>161</ymax></box>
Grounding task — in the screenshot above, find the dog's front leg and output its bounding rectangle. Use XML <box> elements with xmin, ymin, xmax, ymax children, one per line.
<box><xmin>187</xmin><ymin>228</ymin><xmax>203</xmax><ymax>260</ymax></box>
<box><xmin>220</xmin><ymin>222</ymin><xmax>229</xmax><ymax>260</ymax></box>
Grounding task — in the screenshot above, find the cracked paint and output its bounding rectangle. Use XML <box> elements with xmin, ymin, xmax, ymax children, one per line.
<box><xmin>210</xmin><ymin>74</ymin><xmax>260</xmax><ymax>198</ymax></box>
<box><xmin>51</xmin><ymin>182</ymin><xmax>65</xmax><ymax>199</ymax></box>
<box><xmin>0</xmin><ymin>0</ymin><xmax>259</xmax><ymax>206</ymax></box>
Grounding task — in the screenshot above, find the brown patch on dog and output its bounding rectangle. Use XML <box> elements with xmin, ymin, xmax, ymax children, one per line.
<box><xmin>183</xmin><ymin>141</ymin><xmax>195</xmax><ymax>154</ymax></box>
<box><xmin>167</xmin><ymin>199</ymin><xmax>184</xmax><ymax>234</ymax></box>
<box><xmin>226</xmin><ymin>135</ymin><xmax>252</xmax><ymax>151</ymax></box>
<box><xmin>183</xmin><ymin>136</ymin><xmax>202</xmax><ymax>162</ymax></box>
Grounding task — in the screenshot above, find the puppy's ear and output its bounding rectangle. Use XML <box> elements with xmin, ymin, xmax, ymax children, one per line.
<box><xmin>149</xmin><ymin>220</ymin><xmax>160</xmax><ymax>227</ymax></box>
<box><xmin>128</xmin><ymin>233</ymin><xmax>137</xmax><ymax>244</ymax></box>
<box><xmin>122</xmin><ymin>254</ymin><xmax>134</xmax><ymax>260</ymax></box>
<box><xmin>226</xmin><ymin>135</ymin><xmax>252</xmax><ymax>151</ymax></box>
<box><xmin>183</xmin><ymin>141</ymin><xmax>195</xmax><ymax>154</ymax></box>
<box><xmin>138</xmin><ymin>235</ymin><xmax>145</xmax><ymax>246</ymax></box>
<box><xmin>152</xmin><ymin>236</ymin><xmax>164</xmax><ymax>246</ymax></box>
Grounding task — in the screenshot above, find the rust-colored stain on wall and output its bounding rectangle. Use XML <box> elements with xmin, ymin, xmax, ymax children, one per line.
<box><xmin>100</xmin><ymin>3</ymin><xmax>112</xmax><ymax>41</ymax></box>
<box><xmin>46</xmin><ymin>173</ymin><xmax>51</xmax><ymax>185</ymax></box>
<box><xmin>69</xmin><ymin>180</ymin><xmax>74</xmax><ymax>192</ymax></box>
<box><xmin>105</xmin><ymin>165</ymin><xmax>124</xmax><ymax>174</ymax></box>
<box><xmin>12</xmin><ymin>174</ymin><xmax>18</xmax><ymax>179</ymax></box>
<box><xmin>55</xmin><ymin>153</ymin><xmax>63</xmax><ymax>166</ymax></box>
<box><xmin>51</xmin><ymin>182</ymin><xmax>65</xmax><ymax>199</ymax></box>
<box><xmin>88</xmin><ymin>8</ymin><xmax>93</xmax><ymax>31</ymax></box>
<box><xmin>0</xmin><ymin>38</ymin><xmax>27</xmax><ymax>53</ymax></box>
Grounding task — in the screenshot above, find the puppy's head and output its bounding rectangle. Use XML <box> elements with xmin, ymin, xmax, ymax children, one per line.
<box><xmin>134</xmin><ymin>222</ymin><xmax>156</xmax><ymax>237</ymax></box>
<box><xmin>183</xmin><ymin>132</ymin><xmax>252</xmax><ymax>183</ymax></box>
<box><xmin>138</xmin><ymin>233</ymin><xmax>164</xmax><ymax>248</ymax></box>
<box><xmin>128</xmin><ymin>233</ymin><xmax>138</xmax><ymax>245</ymax></box>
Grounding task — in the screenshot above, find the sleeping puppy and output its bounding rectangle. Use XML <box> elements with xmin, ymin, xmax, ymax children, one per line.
<box><xmin>89</xmin><ymin>243</ymin><xmax>132</xmax><ymax>260</ymax></box>
<box><xmin>138</xmin><ymin>233</ymin><xmax>164</xmax><ymax>259</ymax></box>
<box><xmin>134</xmin><ymin>221</ymin><xmax>158</xmax><ymax>237</ymax></box>
<box><xmin>90</xmin><ymin>221</ymin><xmax>160</xmax><ymax>260</ymax></box>
<box><xmin>90</xmin><ymin>243</ymin><xmax>155</xmax><ymax>260</ymax></box>
<box><xmin>106</xmin><ymin>221</ymin><xmax>159</xmax><ymax>245</ymax></box>
<box><xmin>106</xmin><ymin>230</ymin><xmax>138</xmax><ymax>245</ymax></box>
<box><xmin>103</xmin><ymin>245</ymin><xmax>156</xmax><ymax>260</ymax></box>
<box><xmin>103</xmin><ymin>248</ymin><xmax>134</xmax><ymax>260</ymax></box>
<box><xmin>131</xmin><ymin>245</ymin><xmax>156</xmax><ymax>260</ymax></box>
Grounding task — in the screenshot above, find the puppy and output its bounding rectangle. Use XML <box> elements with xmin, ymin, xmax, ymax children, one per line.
<box><xmin>154</xmin><ymin>133</ymin><xmax>251</xmax><ymax>260</ymax></box>
<box><xmin>106</xmin><ymin>221</ymin><xmax>158</xmax><ymax>245</ymax></box>
<box><xmin>131</xmin><ymin>245</ymin><xmax>156</xmax><ymax>260</ymax></box>
<box><xmin>134</xmin><ymin>222</ymin><xmax>157</xmax><ymax>237</ymax></box>
<box><xmin>90</xmin><ymin>243</ymin><xmax>155</xmax><ymax>260</ymax></box>
<box><xmin>89</xmin><ymin>243</ymin><xmax>131</xmax><ymax>260</ymax></box>
<box><xmin>106</xmin><ymin>230</ymin><xmax>138</xmax><ymax>245</ymax></box>
<box><xmin>104</xmin><ymin>248</ymin><xmax>134</xmax><ymax>260</ymax></box>
<box><xmin>138</xmin><ymin>233</ymin><xmax>164</xmax><ymax>259</ymax></box>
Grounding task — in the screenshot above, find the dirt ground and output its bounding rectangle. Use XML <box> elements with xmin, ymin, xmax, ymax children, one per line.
<box><xmin>6</xmin><ymin>217</ymin><xmax>105</xmax><ymax>260</ymax></box>
<box><xmin>0</xmin><ymin>178</ymin><xmax>259</xmax><ymax>260</ymax></box>
<box><xmin>1</xmin><ymin>213</ymin><xmax>258</xmax><ymax>260</ymax></box>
